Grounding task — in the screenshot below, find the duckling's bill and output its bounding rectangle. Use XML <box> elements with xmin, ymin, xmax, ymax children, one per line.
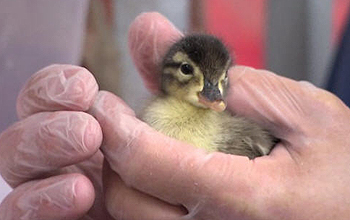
<box><xmin>198</xmin><ymin>93</ymin><xmax>227</xmax><ymax>112</ymax></box>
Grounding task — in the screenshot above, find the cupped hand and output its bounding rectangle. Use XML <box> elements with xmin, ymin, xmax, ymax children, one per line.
<box><xmin>0</xmin><ymin>65</ymin><xmax>110</xmax><ymax>220</ymax></box>
<box><xmin>92</xmin><ymin>12</ymin><xmax>350</xmax><ymax>220</ymax></box>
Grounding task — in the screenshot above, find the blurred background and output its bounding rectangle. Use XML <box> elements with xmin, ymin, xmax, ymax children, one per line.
<box><xmin>0</xmin><ymin>0</ymin><xmax>349</xmax><ymax>202</ymax></box>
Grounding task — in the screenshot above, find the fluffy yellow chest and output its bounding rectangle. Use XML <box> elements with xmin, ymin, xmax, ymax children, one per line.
<box><xmin>141</xmin><ymin>97</ymin><xmax>220</xmax><ymax>151</ymax></box>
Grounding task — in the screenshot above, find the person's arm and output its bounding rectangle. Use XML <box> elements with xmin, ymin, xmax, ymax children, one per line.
<box><xmin>93</xmin><ymin>12</ymin><xmax>350</xmax><ymax>220</ymax></box>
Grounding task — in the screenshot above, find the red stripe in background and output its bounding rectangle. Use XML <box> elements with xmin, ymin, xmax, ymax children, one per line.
<box><xmin>204</xmin><ymin>0</ymin><xmax>267</xmax><ymax>69</ymax></box>
<box><xmin>101</xmin><ymin>0</ymin><xmax>114</xmax><ymax>26</ymax></box>
<box><xmin>332</xmin><ymin>0</ymin><xmax>350</xmax><ymax>46</ymax></box>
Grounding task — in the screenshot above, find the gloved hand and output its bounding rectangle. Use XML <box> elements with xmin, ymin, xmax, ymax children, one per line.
<box><xmin>91</xmin><ymin>12</ymin><xmax>350</xmax><ymax>219</ymax></box>
<box><xmin>0</xmin><ymin>64</ymin><xmax>110</xmax><ymax>219</ymax></box>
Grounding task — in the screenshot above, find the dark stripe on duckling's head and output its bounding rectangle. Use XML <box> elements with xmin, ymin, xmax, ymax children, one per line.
<box><xmin>163</xmin><ymin>34</ymin><xmax>232</xmax><ymax>81</ymax></box>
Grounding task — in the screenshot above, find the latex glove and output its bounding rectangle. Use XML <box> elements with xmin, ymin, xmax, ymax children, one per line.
<box><xmin>91</xmin><ymin>12</ymin><xmax>350</xmax><ymax>220</ymax></box>
<box><xmin>0</xmin><ymin>65</ymin><xmax>110</xmax><ymax>220</ymax></box>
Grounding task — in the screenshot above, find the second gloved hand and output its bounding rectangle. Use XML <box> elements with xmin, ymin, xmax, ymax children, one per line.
<box><xmin>91</xmin><ymin>12</ymin><xmax>350</xmax><ymax>220</ymax></box>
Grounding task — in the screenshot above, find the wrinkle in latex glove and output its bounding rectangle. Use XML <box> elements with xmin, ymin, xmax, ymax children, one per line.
<box><xmin>0</xmin><ymin>111</ymin><xmax>101</xmax><ymax>187</ymax></box>
<box><xmin>0</xmin><ymin>174</ymin><xmax>94</xmax><ymax>220</ymax></box>
<box><xmin>17</xmin><ymin>64</ymin><xmax>98</xmax><ymax>119</ymax></box>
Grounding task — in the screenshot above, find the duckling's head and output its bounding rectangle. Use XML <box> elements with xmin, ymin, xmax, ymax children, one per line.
<box><xmin>161</xmin><ymin>34</ymin><xmax>232</xmax><ymax>112</ymax></box>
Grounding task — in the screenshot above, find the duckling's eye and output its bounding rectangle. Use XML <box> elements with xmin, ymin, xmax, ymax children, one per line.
<box><xmin>180</xmin><ymin>63</ymin><xmax>194</xmax><ymax>75</ymax></box>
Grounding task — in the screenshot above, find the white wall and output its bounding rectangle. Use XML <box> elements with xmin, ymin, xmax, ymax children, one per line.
<box><xmin>0</xmin><ymin>0</ymin><xmax>89</xmax><ymax>202</ymax></box>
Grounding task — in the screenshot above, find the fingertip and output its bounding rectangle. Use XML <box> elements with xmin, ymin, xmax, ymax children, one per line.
<box><xmin>16</xmin><ymin>64</ymin><xmax>98</xmax><ymax>119</ymax></box>
<box><xmin>73</xmin><ymin>174</ymin><xmax>95</xmax><ymax>216</ymax></box>
<box><xmin>83</xmin><ymin>113</ymin><xmax>103</xmax><ymax>155</ymax></box>
<box><xmin>129</xmin><ymin>12</ymin><xmax>182</xmax><ymax>36</ymax></box>
<box><xmin>0</xmin><ymin>174</ymin><xmax>95</xmax><ymax>220</ymax></box>
<box><xmin>0</xmin><ymin>111</ymin><xmax>102</xmax><ymax>187</ymax></box>
<box><xmin>128</xmin><ymin>12</ymin><xmax>182</xmax><ymax>93</ymax></box>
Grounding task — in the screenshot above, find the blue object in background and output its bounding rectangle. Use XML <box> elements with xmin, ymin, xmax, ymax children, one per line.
<box><xmin>327</xmin><ymin>13</ymin><xmax>350</xmax><ymax>107</ymax></box>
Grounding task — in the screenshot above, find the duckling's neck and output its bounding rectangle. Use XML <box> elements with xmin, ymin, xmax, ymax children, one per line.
<box><xmin>149</xmin><ymin>96</ymin><xmax>215</xmax><ymax>122</ymax></box>
<box><xmin>141</xmin><ymin>96</ymin><xmax>220</xmax><ymax>151</ymax></box>
<box><xmin>162</xmin><ymin>96</ymin><xmax>211</xmax><ymax>117</ymax></box>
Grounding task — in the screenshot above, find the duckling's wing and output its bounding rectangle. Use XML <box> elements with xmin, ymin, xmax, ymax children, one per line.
<box><xmin>215</xmin><ymin>113</ymin><xmax>275</xmax><ymax>159</ymax></box>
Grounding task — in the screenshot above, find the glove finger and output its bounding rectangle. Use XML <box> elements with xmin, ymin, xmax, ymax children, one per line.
<box><xmin>17</xmin><ymin>64</ymin><xmax>98</xmax><ymax>119</ymax></box>
<box><xmin>0</xmin><ymin>111</ymin><xmax>102</xmax><ymax>187</ymax></box>
<box><xmin>128</xmin><ymin>12</ymin><xmax>183</xmax><ymax>93</ymax></box>
<box><xmin>103</xmin><ymin>161</ymin><xmax>187</xmax><ymax>220</ymax></box>
<box><xmin>226</xmin><ymin>66</ymin><xmax>348</xmax><ymax>141</ymax></box>
<box><xmin>0</xmin><ymin>173</ymin><xmax>94</xmax><ymax>220</ymax></box>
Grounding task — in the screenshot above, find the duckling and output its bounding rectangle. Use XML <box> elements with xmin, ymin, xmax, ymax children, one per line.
<box><xmin>141</xmin><ymin>34</ymin><xmax>275</xmax><ymax>159</ymax></box>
